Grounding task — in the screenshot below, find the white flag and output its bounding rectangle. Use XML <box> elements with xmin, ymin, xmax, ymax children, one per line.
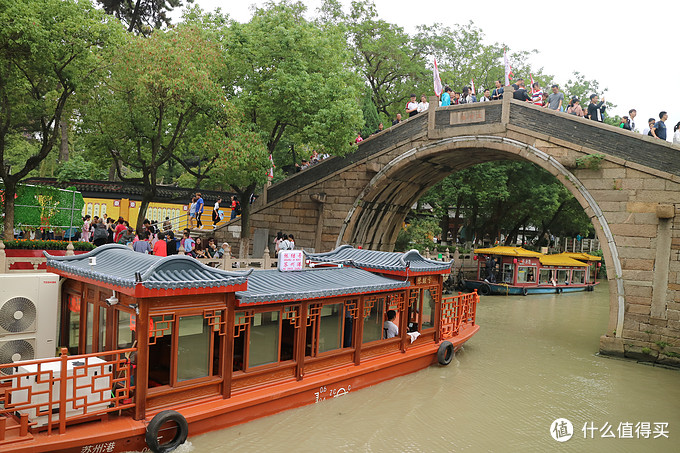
<box><xmin>470</xmin><ymin>78</ymin><xmax>476</xmax><ymax>95</ymax></box>
<box><xmin>433</xmin><ymin>58</ymin><xmax>443</xmax><ymax>96</ymax></box>
<box><xmin>504</xmin><ymin>49</ymin><xmax>513</xmax><ymax>86</ymax></box>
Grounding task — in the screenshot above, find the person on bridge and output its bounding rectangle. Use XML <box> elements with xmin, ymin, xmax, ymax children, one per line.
<box><xmin>650</xmin><ymin>111</ymin><xmax>668</xmax><ymax>140</ymax></box>
<box><xmin>673</xmin><ymin>122</ymin><xmax>680</xmax><ymax>145</ymax></box>
<box><xmin>392</xmin><ymin>113</ymin><xmax>402</xmax><ymax>126</ymax></box>
<box><xmin>512</xmin><ymin>79</ymin><xmax>532</xmax><ymax>102</ymax></box>
<box><xmin>406</xmin><ymin>94</ymin><xmax>418</xmax><ymax>117</ymax></box>
<box><xmin>547</xmin><ymin>85</ymin><xmax>564</xmax><ymax>111</ymax></box>
<box><xmin>491</xmin><ymin>80</ymin><xmax>504</xmax><ymax>100</ymax></box>
<box><xmin>587</xmin><ymin>94</ymin><xmax>606</xmax><ymax>122</ymax></box>
<box><xmin>531</xmin><ymin>82</ymin><xmax>543</xmax><ymax>106</ymax></box>
<box><xmin>212</xmin><ymin>198</ymin><xmax>222</xmax><ymax>228</ymax></box>
<box><xmin>628</xmin><ymin>109</ymin><xmax>637</xmax><ymax>131</ymax></box>
<box><xmin>417</xmin><ymin>94</ymin><xmax>429</xmax><ymax>113</ymax></box>
<box><xmin>440</xmin><ymin>86</ymin><xmax>452</xmax><ymax>106</ymax></box>
<box><xmin>195</xmin><ymin>193</ymin><xmax>205</xmax><ymax>229</ymax></box>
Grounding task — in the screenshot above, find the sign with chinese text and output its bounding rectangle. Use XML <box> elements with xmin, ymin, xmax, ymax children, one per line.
<box><xmin>278</xmin><ymin>250</ymin><xmax>304</xmax><ymax>272</ymax></box>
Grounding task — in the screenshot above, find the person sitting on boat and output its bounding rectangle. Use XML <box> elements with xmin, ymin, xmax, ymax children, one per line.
<box><xmin>484</xmin><ymin>256</ymin><xmax>497</xmax><ymax>283</ymax></box>
<box><xmin>383</xmin><ymin>310</ymin><xmax>399</xmax><ymax>339</ymax></box>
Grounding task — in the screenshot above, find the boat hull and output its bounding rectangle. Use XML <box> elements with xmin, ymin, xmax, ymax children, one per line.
<box><xmin>3</xmin><ymin>324</ymin><xmax>479</xmax><ymax>453</ymax></box>
<box><xmin>464</xmin><ymin>280</ymin><xmax>598</xmax><ymax>295</ymax></box>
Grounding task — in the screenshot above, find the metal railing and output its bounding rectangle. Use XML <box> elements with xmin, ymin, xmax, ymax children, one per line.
<box><xmin>0</xmin><ymin>347</ymin><xmax>136</xmax><ymax>439</ymax></box>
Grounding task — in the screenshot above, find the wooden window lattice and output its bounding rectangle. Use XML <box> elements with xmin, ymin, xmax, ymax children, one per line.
<box><xmin>204</xmin><ymin>309</ymin><xmax>227</xmax><ymax>336</ymax></box>
<box><xmin>282</xmin><ymin>306</ymin><xmax>301</xmax><ymax>328</ymax></box>
<box><xmin>344</xmin><ymin>299</ymin><xmax>359</xmax><ymax>319</ymax></box>
<box><xmin>408</xmin><ymin>289</ymin><xmax>420</xmax><ymax>308</ymax></box>
<box><xmin>148</xmin><ymin>314</ymin><xmax>175</xmax><ymax>345</ymax></box>
<box><xmin>363</xmin><ymin>297</ymin><xmax>378</xmax><ymax>319</ymax></box>
<box><xmin>387</xmin><ymin>293</ymin><xmax>405</xmax><ymax>312</ymax></box>
<box><xmin>306</xmin><ymin>304</ymin><xmax>322</xmax><ymax>327</ymax></box>
<box><xmin>233</xmin><ymin>312</ymin><xmax>252</xmax><ymax>338</ymax></box>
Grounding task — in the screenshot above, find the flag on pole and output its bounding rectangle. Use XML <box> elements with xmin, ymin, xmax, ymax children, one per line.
<box><xmin>268</xmin><ymin>154</ymin><xmax>275</xmax><ymax>179</ymax></box>
<box><xmin>433</xmin><ymin>58</ymin><xmax>443</xmax><ymax>97</ymax></box>
<box><xmin>470</xmin><ymin>78</ymin><xmax>476</xmax><ymax>95</ymax></box>
<box><xmin>530</xmin><ymin>73</ymin><xmax>535</xmax><ymax>87</ymax></box>
<box><xmin>504</xmin><ymin>49</ymin><xmax>513</xmax><ymax>86</ymax></box>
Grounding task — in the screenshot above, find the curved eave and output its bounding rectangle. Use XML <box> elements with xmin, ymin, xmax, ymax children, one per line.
<box><xmin>357</xmin><ymin>266</ymin><xmax>451</xmax><ymax>277</ymax></box>
<box><xmin>48</xmin><ymin>265</ymin><xmax>247</xmax><ymax>298</ymax></box>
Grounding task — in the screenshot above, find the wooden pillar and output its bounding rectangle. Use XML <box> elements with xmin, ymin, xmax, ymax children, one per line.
<box><xmin>223</xmin><ymin>294</ymin><xmax>235</xmax><ymax>398</ymax></box>
<box><xmin>296</xmin><ymin>302</ymin><xmax>307</xmax><ymax>380</ymax></box>
<box><xmin>354</xmin><ymin>296</ymin><xmax>364</xmax><ymax>366</ymax></box>
<box><xmin>134</xmin><ymin>300</ymin><xmax>148</xmax><ymax>421</ymax></box>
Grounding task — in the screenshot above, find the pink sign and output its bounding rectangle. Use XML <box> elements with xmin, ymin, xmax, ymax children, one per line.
<box><xmin>278</xmin><ymin>250</ymin><xmax>304</xmax><ymax>272</ymax></box>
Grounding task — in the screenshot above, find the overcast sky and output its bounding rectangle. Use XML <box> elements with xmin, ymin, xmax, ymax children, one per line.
<box><xmin>176</xmin><ymin>0</ymin><xmax>679</xmax><ymax>140</ymax></box>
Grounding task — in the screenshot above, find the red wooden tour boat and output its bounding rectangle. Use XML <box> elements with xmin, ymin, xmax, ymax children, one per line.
<box><xmin>0</xmin><ymin>244</ymin><xmax>479</xmax><ymax>452</ymax></box>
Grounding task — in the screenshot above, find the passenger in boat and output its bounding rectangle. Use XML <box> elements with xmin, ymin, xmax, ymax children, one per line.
<box><xmin>485</xmin><ymin>256</ymin><xmax>497</xmax><ymax>283</ymax></box>
<box><xmin>383</xmin><ymin>310</ymin><xmax>399</xmax><ymax>339</ymax></box>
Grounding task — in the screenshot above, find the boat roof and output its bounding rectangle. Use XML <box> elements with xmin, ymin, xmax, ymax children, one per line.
<box><xmin>473</xmin><ymin>246</ymin><xmax>543</xmax><ymax>258</ymax></box>
<box><xmin>538</xmin><ymin>254</ymin><xmax>589</xmax><ymax>267</ymax></box>
<box><xmin>557</xmin><ymin>252</ymin><xmax>602</xmax><ymax>262</ymax></box>
<box><xmin>236</xmin><ymin>267</ymin><xmax>410</xmax><ymax>305</ymax></box>
<box><xmin>306</xmin><ymin>245</ymin><xmax>452</xmax><ymax>276</ymax></box>
<box><xmin>45</xmin><ymin>244</ymin><xmax>249</xmax><ymax>297</ymax></box>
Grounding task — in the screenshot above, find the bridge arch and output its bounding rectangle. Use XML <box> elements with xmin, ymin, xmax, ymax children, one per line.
<box><xmin>339</xmin><ymin>135</ymin><xmax>625</xmax><ymax>336</ymax></box>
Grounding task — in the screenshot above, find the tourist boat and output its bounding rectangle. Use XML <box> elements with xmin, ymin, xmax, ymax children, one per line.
<box><xmin>463</xmin><ymin>246</ymin><xmax>600</xmax><ymax>296</ymax></box>
<box><xmin>0</xmin><ymin>244</ymin><xmax>479</xmax><ymax>452</ymax></box>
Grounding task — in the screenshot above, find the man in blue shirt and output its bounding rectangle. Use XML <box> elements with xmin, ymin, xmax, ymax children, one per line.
<box><xmin>440</xmin><ymin>86</ymin><xmax>452</xmax><ymax>106</ymax></box>
<box><xmin>195</xmin><ymin>192</ymin><xmax>204</xmax><ymax>229</ymax></box>
<box><xmin>651</xmin><ymin>111</ymin><xmax>668</xmax><ymax>140</ymax></box>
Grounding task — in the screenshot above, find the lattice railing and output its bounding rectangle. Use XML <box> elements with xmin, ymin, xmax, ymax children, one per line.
<box><xmin>440</xmin><ymin>291</ymin><xmax>479</xmax><ymax>339</ymax></box>
<box><xmin>0</xmin><ymin>347</ymin><xmax>137</xmax><ymax>438</ymax></box>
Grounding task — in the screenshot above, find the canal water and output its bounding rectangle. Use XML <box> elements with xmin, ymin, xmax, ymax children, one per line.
<box><xmin>179</xmin><ymin>285</ymin><xmax>679</xmax><ymax>452</ymax></box>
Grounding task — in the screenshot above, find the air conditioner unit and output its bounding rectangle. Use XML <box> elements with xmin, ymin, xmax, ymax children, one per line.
<box><xmin>0</xmin><ymin>273</ymin><xmax>60</xmax><ymax>374</ymax></box>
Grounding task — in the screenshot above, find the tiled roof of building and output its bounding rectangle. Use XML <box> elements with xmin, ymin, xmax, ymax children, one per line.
<box><xmin>306</xmin><ymin>245</ymin><xmax>452</xmax><ymax>275</ymax></box>
<box><xmin>236</xmin><ymin>267</ymin><xmax>410</xmax><ymax>305</ymax></box>
<box><xmin>473</xmin><ymin>246</ymin><xmax>543</xmax><ymax>258</ymax></box>
<box><xmin>45</xmin><ymin>244</ymin><xmax>249</xmax><ymax>294</ymax></box>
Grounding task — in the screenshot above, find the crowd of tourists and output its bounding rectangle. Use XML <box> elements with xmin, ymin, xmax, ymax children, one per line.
<box><xmin>76</xmin><ymin>213</ymin><xmax>229</xmax><ymax>260</ymax></box>
<box><xmin>389</xmin><ymin>79</ymin><xmax>679</xmax><ymax>144</ymax></box>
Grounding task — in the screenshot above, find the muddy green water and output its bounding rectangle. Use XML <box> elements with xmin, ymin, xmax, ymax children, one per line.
<box><xmin>181</xmin><ymin>285</ymin><xmax>679</xmax><ymax>452</ymax></box>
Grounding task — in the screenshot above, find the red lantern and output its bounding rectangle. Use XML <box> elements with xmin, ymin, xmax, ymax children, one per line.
<box><xmin>597</xmin><ymin>262</ymin><xmax>602</xmax><ymax>267</ymax></box>
<box><xmin>473</xmin><ymin>255</ymin><xmax>477</xmax><ymax>260</ymax></box>
<box><xmin>513</xmin><ymin>258</ymin><xmax>518</xmax><ymax>264</ymax></box>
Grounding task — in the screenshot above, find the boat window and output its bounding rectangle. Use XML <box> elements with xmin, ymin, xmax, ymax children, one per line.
<box><xmin>517</xmin><ymin>266</ymin><xmax>536</xmax><ymax>283</ymax></box>
<box><xmin>177</xmin><ymin>315</ymin><xmax>211</xmax><ymax>382</ymax></box>
<box><xmin>85</xmin><ymin>302</ymin><xmax>94</xmax><ymax>353</ymax></box>
<box><xmin>502</xmin><ymin>264</ymin><xmax>513</xmax><ymax>283</ymax></box>
<box><xmin>538</xmin><ymin>269</ymin><xmax>552</xmax><ymax>284</ymax></box>
<box><xmin>422</xmin><ymin>290</ymin><xmax>435</xmax><ymax>329</ymax></box>
<box><xmin>249</xmin><ymin>311</ymin><xmax>279</xmax><ymax>368</ymax></box>
<box><xmin>98</xmin><ymin>306</ymin><xmax>107</xmax><ymax>352</ymax></box>
<box><xmin>363</xmin><ymin>297</ymin><xmax>385</xmax><ymax>343</ymax></box>
<box><xmin>63</xmin><ymin>294</ymin><xmax>80</xmax><ymax>355</ymax></box>
<box><xmin>572</xmin><ymin>270</ymin><xmax>585</xmax><ymax>284</ymax></box>
<box><xmin>233</xmin><ymin>311</ymin><xmax>248</xmax><ymax>372</ymax></box>
<box><xmin>117</xmin><ymin>311</ymin><xmax>135</xmax><ymax>349</ymax></box>
<box><xmin>557</xmin><ymin>269</ymin><xmax>569</xmax><ymax>284</ymax></box>
<box><xmin>318</xmin><ymin>303</ymin><xmax>343</xmax><ymax>353</ymax></box>
<box><xmin>148</xmin><ymin>315</ymin><xmax>174</xmax><ymax>387</ymax></box>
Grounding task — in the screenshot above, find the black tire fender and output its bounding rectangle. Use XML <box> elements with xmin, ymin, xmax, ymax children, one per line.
<box><xmin>146</xmin><ymin>410</ymin><xmax>188</xmax><ymax>453</ymax></box>
<box><xmin>479</xmin><ymin>283</ymin><xmax>491</xmax><ymax>296</ymax></box>
<box><xmin>437</xmin><ymin>341</ymin><xmax>455</xmax><ymax>366</ymax></box>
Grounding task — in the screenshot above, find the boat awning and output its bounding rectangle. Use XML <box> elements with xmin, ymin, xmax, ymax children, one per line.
<box><xmin>473</xmin><ymin>246</ymin><xmax>543</xmax><ymax>258</ymax></box>
<box><xmin>557</xmin><ymin>252</ymin><xmax>602</xmax><ymax>262</ymax></box>
<box><xmin>306</xmin><ymin>245</ymin><xmax>452</xmax><ymax>276</ymax></box>
<box><xmin>45</xmin><ymin>244</ymin><xmax>249</xmax><ymax>297</ymax></box>
<box><xmin>236</xmin><ymin>267</ymin><xmax>410</xmax><ymax>305</ymax></box>
<box><xmin>538</xmin><ymin>255</ymin><xmax>589</xmax><ymax>267</ymax></box>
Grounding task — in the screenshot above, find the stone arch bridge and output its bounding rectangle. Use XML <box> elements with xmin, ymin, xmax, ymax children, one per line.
<box><xmin>219</xmin><ymin>95</ymin><xmax>680</xmax><ymax>364</ymax></box>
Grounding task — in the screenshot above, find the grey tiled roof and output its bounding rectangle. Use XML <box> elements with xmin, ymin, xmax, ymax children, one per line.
<box><xmin>45</xmin><ymin>244</ymin><xmax>249</xmax><ymax>291</ymax></box>
<box><xmin>306</xmin><ymin>245</ymin><xmax>452</xmax><ymax>274</ymax></box>
<box><xmin>236</xmin><ymin>267</ymin><xmax>410</xmax><ymax>305</ymax></box>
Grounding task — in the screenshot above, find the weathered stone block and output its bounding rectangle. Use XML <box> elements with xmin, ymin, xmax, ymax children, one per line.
<box><xmin>627</xmin><ymin>304</ymin><xmax>650</xmax><ymax>315</ymax></box>
<box><xmin>599</xmin><ymin>335</ymin><xmax>625</xmax><ymax>357</ymax></box>
<box><xmin>622</xmin><ymin>258</ymin><xmax>655</xmax><ymax>271</ymax></box>
<box><xmin>610</xmin><ymin>224</ymin><xmax>657</xmax><ymax>237</ymax></box>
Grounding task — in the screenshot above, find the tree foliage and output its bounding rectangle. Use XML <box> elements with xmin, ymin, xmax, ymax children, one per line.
<box><xmin>0</xmin><ymin>0</ymin><xmax>124</xmax><ymax>239</ymax></box>
<box><xmin>81</xmin><ymin>24</ymin><xmax>223</xmax><ymax>230</ymax></box>
<box><xmin>97</xmin><ymin>0</ymin><xmax>190</xmax><ymax>35</ymax></box>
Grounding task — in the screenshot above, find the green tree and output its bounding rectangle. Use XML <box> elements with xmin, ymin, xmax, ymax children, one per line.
<box><xmin>0</xmin><ymin>0</ymin><xmax>124</xmax><ymax>239</ymax></box>
<box><xmin>394</xmin><ymin>216</ymin><xmax>441</xmax><ymax>253</ymax></box>
<box><xmin>98</xmin><ymin>0</ymin><xmax>190</xmax><ymax>35</ymax></box>
<box><xmin>224</xmin><ymin>1</ymin><xmax>363</xmax><ymax>157</ymax></box>
<box><xmin>360</xmin><ymin>91</ymin><xmax>380</xmax><ymax>139</ymax></box>
<box><xmin>82</xmin><ymin>24</ymin><xmax>223</xmax><ymax>230</ymax></box>
<box><xmin>199</xmin><ymin>105</ymin><xmax>271</xmax><ymax>256</ymax></box>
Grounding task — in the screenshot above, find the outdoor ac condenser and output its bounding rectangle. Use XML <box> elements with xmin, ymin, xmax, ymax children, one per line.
<box><xmin>0</xmin><ymin>273</ymin><xmax>60</xmax><ymax>374</ymax></box>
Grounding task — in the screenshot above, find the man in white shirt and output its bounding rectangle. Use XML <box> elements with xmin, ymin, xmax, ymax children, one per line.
<box><xmin>417</xmin><ymin>94</ymin><xmax>429</xmax><ymax>113</ymax></box>
<box><xmin>628</xmin><ymin>109</ymin><xmax>637</xmax><ymax>132</ymax></box>
<box><xmin>405</xmin><ymin>94</ymin><xmax>418</xmax><ymax>117</ymax></box>
<box><xmin>383</xmin><ymin>310</ymin><xmax>399</xmax><ymax>339</ymax></box>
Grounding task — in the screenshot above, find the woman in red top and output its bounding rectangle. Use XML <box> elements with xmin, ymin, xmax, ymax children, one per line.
<box><xmin>113</xmin><ymin>218</ymin><xmax>127</xmax><ymax>243</ymax></box>
<box><xmin>153</xmin><ymin>232</ymin><xmax>167</xmax><ymax>256</ymax></box>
